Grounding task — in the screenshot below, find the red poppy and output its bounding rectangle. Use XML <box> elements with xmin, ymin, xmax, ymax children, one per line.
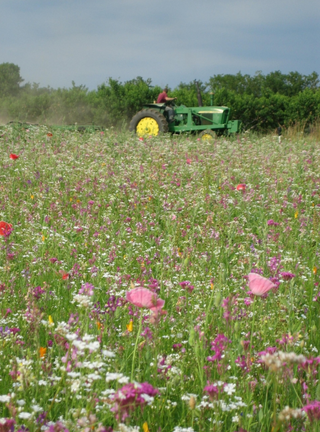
<box><xmin>10</xmin><ymin>154</ymin><xmax>19</xmax><ymax>160</ymax></box>
<box><xmin>47</xmin><ymin>133</ymin><xmax>53</xmax><ymax>137</ymax></box>
<box><xmin>59</xmin><ymin>270</ymin><xmax>70</xmax><ymax>280</ymax></box>
<box><xmin>236</xmin><ymin>184</ymin><xmax>246</xmax><ymax>191</ymax></box>
<box><xmin>0</xmin><ymin>221</ymin><xmax>13</xmax><ymax>236</ymax></box>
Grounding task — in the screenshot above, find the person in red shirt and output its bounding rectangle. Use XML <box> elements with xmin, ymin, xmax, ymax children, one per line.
<box><xmin>157</xmin><ymin>87</ymin><xmax>177</xmax><ymax>104</ymax></box>
<box><xmin>156</xmin><ymin>88</ymin><xmax>177</xmax><ymax>123</ymax></box>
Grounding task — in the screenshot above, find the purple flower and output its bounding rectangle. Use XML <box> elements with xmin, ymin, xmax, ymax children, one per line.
<box><xmin>78</xmin><ymin>283</ymin><xmax>95</xmax><ymax>296</ymax></box>
<box><xmin>302</xmin><ymin>400</ymin><xmax>320</xmax><ymax>423</ymax></box>
<box><xmin>44</xmin><ymin>421</ymin><xmax>69</xmax><ymax>432</ymax></box>
<box><xmin>267</xmin><ymin>219</ymin><xmax>280</xmax><ymax>226</ymax></box>
<box><xmin>276</xmin><ymin>333</ymin><xmax>294</xmax><ymax>346</ymax></box>
<box><xmin>33</xmin><ymin>286</ymin><xmax>45</xmax><ymax>300</ymax></box>
<box><xmin>257</xmin><ymin>346</ymin><xmax>277</xmax><ymax>362</ymax></box>
<box><xmin>141</xmin><ymin>327</ymin><xmax>153</xmax><ymax>340</ymax></box>
<box><xmin>204</xmin><ymin>383</ymin><xmax>222</xmax><ymax>401</ymax></box>
<box><xmin>280</xmin><ymin>272</ymin><xmax>295</xmax><ymax>280</ymax></box>
<box><xmin>235</xmin><ymin>355</ymin><xmax>252</xmax><ymax>373</ymax></box>
<box><xmin>0</xmin><ymin>418</ymin><xmax>15</xmax><ymax>432</ymax></box>
<box><xmin>244</xmin><ymin>297</ymin><xmax>253</xmax><ymax>306</ymax></box>
<box><xmin>207</xmin><ymin>334</ymin><xmax>231</xmax><ymax>362</ymax></box>
<box><xmin>172</xmin><ymin>343</ymin><xmax>182</xmax><ymax>351</ymax></box>
<box><xmin>111</xmin><ymin>382</ymin><xmax>159</xmax><ymax>421</ymax></box>
<box><xmin>179</xmin><ymin>281</ymin><xmax>194</xmax><ymax>293</ymax></box>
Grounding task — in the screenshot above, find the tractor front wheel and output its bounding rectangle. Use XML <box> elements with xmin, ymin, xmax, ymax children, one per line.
<box><xmin>129</xmin><ymin>109</ymin><xmax>168</xmax><ymax>137</ymax></box>
<box><xmin>199</xmin><ymin>129</ymin><xmax>217</xmax><ymax>141</ymax></box>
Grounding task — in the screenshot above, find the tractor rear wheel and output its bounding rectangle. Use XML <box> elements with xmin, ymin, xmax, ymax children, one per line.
<box><xmin>129</xmin><ymin>109</ymin><xmax>168</xmax><ymax>137</ymax></box>
<box><xmin>199</xmin><ymin>129</ymin><xmax>217</xmax><ymax>141</ymax></box>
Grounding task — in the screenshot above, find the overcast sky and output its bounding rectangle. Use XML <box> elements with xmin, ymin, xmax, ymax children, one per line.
<box><xmin>1</xmin><ymin>0</ymin><xmax>319</xmax><ymax>90</ymax></box>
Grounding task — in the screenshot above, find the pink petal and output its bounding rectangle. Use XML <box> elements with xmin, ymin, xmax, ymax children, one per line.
<box><xmin>248</xmin><ymin>273</ymin><xmax>276</xmax><ymax>296</ymax></box>
<box><xmin>126</xmin><ymin>287</ymin><xmax>165</xmax><ymax>310</ymax></box>
<box><xmin>149</xmin><ymin>298</ymin><xmax>165</xmax><ymax>312</ymax></box>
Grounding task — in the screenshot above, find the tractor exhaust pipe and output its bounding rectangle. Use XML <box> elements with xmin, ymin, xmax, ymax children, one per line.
<box><xmin>194</xmin><ymin>80</ymin><xmax>203</xmax><ymax>107</ymax></box>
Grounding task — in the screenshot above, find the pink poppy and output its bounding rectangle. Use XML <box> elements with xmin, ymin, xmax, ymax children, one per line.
<box><xmin>10</xmin><ymin>154</ymin><xmax>19</xmax><ymax>160</ymax></box>
<box><xmin>0</xmin><ymin>221</ymin><xmax>13</xmax><ymax>236</ymax></box>
<box><xmin>236</xmin><ymin>184</ymin><xmax>246</xmax><ymax>191</ymax></box>
<box><xmin>248</xmin><ymin>273</ymin><xmax>276</xmax><ymax>296</ymax></box>
<box><xmin>186</xmin><ymin>158</ymin><xmax>192</xmax><ymax>164</ymax></box>
<box><xmin>126</xmin><ymin>287</ymin><xmax>165</xmax><ymax>312</ymax></box>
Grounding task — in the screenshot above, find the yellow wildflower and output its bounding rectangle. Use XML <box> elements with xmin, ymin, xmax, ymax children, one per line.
<box><xmin>142</xmin><ymin>422</ymin><xmax>150</xmax><ymax>432</ymax></box>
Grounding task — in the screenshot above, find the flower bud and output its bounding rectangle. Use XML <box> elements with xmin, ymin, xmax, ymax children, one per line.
<box><xmin>189</xmin><ymin>396</ymin><xmax>196</xmax><ymax>410</ymax></box>
<box><xmin>214</xmin><ymin>292</ymin><xmax>222</xmax><ymax>307</ymax></box>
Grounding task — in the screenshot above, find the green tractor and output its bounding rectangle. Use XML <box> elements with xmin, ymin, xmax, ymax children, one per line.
<box><xmin>129</xmin><ymin>92</ymin><xmax>241</xmax><ymax>140</ymax></box>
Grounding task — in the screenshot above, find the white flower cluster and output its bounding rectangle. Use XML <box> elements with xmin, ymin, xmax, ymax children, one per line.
<box><xmin>261</xmin><ymin>351</ymin><xmax>306</xmax><ymax>371</ymax></box>
<box><xmin>173</xmin><ymin>427</ymin><xmax>195</xmax><ymax>432</ymax></box>
<box><xmin>105</xmin><ymin>372</ymin><xmax>129</xmax><ymax>383</ymax></box>
<box><xmin>278</xmin><ymin>406</ymin><xmax>305</xmax><ymax>421</ymax></box>
<box><xmin>116</xmin><ymin>424</ymin><xmax>140</xmax><ymax>432</ymax></box>
<box><xmin>55</xmin><ymin>321</ymin><xmax>69</xmax><ymax>335</ymax></box>
<box><xmin>0</xmin><ymin>395</ymin><xmax>11</xmax><ymax>403</ymax></box>
<box><xmin>73</xmin><ymin>339</ymin><xmax>100</xmax><ymax>352</ymax></box>
<box><xmin>73</xmin><ymin>294</ymin><xmax>92</xmax><ymax>308</ymax></box>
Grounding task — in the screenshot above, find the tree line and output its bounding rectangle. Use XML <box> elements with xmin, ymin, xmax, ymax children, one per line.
<box><xmin>0</xmin><ymin>62</ymin><xmax>319</xmax><ymax>132</ymax></box>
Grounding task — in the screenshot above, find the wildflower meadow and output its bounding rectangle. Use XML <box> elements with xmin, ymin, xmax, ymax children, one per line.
<box><xmin>1</xmin><ymin>125</ymin><xmax>320</xmax><ymax>432</ymax></box>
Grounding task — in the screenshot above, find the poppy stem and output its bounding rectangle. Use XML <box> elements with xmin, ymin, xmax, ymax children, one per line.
<box><xmin>250</xmin><ymin>298</ymin><xmax>256</xmax><ymax>353</ymax></box>
<box><xmin>130</xmin><ymin>312</ymin><xmax>143</xmax><ymax>382</ymax></box>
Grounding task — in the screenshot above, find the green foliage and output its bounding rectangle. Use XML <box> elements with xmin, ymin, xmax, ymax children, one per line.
<box><xmin>0</xmin><ymin>63</ymin><xmax>24</xmax><ymax>97</ymax></box>
<box><xmin>91</xmin><ymin>77</ymin><xmax>161</xmax><ymax>127</ymax></box>
<box><xmin>171</xmin><ymin>80</ymin><xmax>211</xmax><ymax>107</ymax></box>
<box><xmin>208</xmin><ymin>70</ymin><xmax>319</xmax><ymax>98</ymax></box>
<box><xmin>0</xmin><ymin>63</ymin><xmax>319</xmax><ymax>133</ymax></box>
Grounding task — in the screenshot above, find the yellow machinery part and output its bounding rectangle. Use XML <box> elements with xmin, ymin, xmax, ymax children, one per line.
<box><xmin>201</xmin><ymin>133</ymin><xmax>214</xmax><ymax>141</ymax></box>
<box><xmin>136</xmin><ymin>117</ymin><xmax>159</xmax><ymax>136</ymax></box>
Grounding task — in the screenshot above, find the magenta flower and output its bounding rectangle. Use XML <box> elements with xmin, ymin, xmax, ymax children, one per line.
<box><xmin>0</xmin><ymin>418</ymin><xmax>15</xmax><ymax>432</ymax></box>
<box><xmin>78</xmin><ymin>282</ymin><xmax>95</xmax><ymax>296</ymax></box>
<box><xmin>248</xmin><ymin>273</ymin><xmax>276</xmax><ymax>296</ymax></box>
<box><xmin>204</xmin><ymin>382</ymin><xmax>223</xmax><ymax>401</ymax></box>
<box><xmin>111</xmin><ymin>382</ymin><xmax>159</xmax><ymax>420</ymax></box>
<box><xmin>179</xmin><ymin>280</ymin><xmax>194</xmax><ymax>293</ymax></box>
<box><xmin>126</xmin><ymin>287</ymin><xmax>165</xmax><ymax>312</ymax></box>
<box><xmin>280</xmin><ymin>271</ymin><xmax>295</xmax><ymax>280</ymax></box>
<box><xmin>44</xmin><ymin>421</ymin><xmax>69</xmax><ymax>432</ymax></box>
<box><xmin>302</xmin><ymin>400</ymin><xmax>320</xmax><ymax>423</ymax></box>
<box><xmin>49</xmin><ymin>257</ymin><xmax>58</xmax><ymax>263</ymax></box>
<box><xmin>267</xmin><ymin>219</ymin><xmax>280</xmax><ymax>226</ymax></box>
<box><xmin>235</xmin><ymin>354</ymin><xmax>252</xmax><ymax>374</ymax></box>
<box><xmin>207</xmin><ymin>334</ymin><xmax>231</xmax><ymax>362</ymax></box>
<box><xmin>33</xmin><ymin>286</ymin><xmax>46</xmax><ymax>300</ymax></box>
<box><xmin>257</xmin><ymin>346</ymin><xmax>277</xmax><ymax>363</ymax></box>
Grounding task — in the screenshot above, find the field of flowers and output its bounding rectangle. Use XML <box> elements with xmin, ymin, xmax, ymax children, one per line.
<box><xmin>1</xmin><ymin>125</ymin><xmax>320</xmax><ymax>432</ymax></box>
